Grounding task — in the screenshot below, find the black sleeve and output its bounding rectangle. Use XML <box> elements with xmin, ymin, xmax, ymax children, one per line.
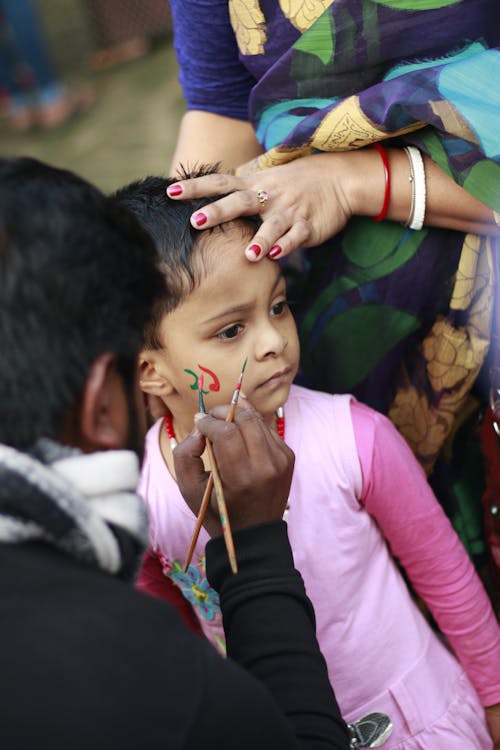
<box><xmin>205</xmin><ymin>521</ymin><xmax>350</xmax><ymax>750</ymax></box>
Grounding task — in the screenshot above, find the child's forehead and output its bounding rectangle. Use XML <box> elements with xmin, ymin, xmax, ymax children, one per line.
<box><xmin>195</xmin><ymin>221</ymin><xmax>254</xmax><ymax>272</ymax></box>
<box><xmin>193</xmin><ymin>221</ymin><xmax>283</xmax><ymax>290</ymax></box>
<box><xmin>197</xmin><ymin>220</ymin><xmax>253</xmax><ymax>255</ymax></box>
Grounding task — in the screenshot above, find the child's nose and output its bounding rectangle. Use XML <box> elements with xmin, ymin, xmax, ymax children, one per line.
<box><xmin>255</xmin><ymin>321</ymin><xmax>287</xmax><ymax>360</ymax></box>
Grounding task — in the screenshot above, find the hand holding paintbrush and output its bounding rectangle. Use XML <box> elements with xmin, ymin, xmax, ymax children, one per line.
<box><xmin>183</xmin><ymin>359</ymin><xmax>248</xmax><ymax>573</ymax></box>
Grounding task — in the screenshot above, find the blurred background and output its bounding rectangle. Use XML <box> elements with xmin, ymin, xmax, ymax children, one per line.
<box><xmin>0</xmin><ymin>0</ymin><xmax>184</xmax><ymax>191</ymax></box>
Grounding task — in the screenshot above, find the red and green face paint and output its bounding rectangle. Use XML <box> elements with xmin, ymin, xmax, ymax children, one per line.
<box><xmin>184</xmin><ymin>364</ymin><xmax>220</xmax><ymax>395</ymax></box>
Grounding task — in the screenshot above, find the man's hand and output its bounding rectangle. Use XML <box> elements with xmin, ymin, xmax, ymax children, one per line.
<box><xmin>486</xmin><ymin>703</ymin><xmax>500</xmax><ymax>749</ymax></box>
<box><xmin>173</xmin><ymin>401</ymin><xmax>294</xmax><ymax>537</ymax></box>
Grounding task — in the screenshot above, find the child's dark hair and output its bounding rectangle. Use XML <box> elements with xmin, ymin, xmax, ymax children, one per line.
<box><xmin>112</xmin><ymin>166</ymin><xmax>261</xmax><ymax>349</ymax></box>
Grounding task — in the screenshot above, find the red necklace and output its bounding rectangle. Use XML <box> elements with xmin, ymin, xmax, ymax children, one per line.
<box><xmin>164</xmin><ymin>406</ymin><xmax>285</xmax><ymax>449</ymax></box>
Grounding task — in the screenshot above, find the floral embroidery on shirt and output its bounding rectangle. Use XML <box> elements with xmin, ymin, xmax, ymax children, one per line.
<box><xmin>158</xmin><ymin>553</ymin><xmax>220</xmax><ymax>621</ymax></box>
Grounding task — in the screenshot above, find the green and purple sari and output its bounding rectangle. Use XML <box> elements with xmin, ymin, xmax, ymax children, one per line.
<box><xmin>230</xmin><ymin>0</ymin><xmax>500</xmax><ymax>562</ymax></box>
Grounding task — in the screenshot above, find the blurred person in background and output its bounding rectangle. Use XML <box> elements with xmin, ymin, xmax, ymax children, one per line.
<box><xmin>86</xmin><ymin>0</ymin><xmax>171</xmax><ymax>71</ymax></box>
<box><xmin>0</xmin><ymin>0</ymin><xmax>92</xmax><ymax>132</ymax></box>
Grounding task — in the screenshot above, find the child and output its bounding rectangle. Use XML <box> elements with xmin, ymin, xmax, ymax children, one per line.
<box><xmin>114</xmin><ymin>174</ymin><xmax>500</xmax><ymax>749</ymax></box>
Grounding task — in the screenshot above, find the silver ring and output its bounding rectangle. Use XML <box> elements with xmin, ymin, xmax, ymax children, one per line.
<box><xmin>256</xmin><ymin>189</ymin><xmax>269</xmax><ymax>206</ymax></box>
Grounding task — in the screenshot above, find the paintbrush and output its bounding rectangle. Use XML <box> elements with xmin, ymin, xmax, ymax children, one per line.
<box><xmin>197</xmin><ymin>372</ymin><xmax>238</xmax><ymax>574</ymax></box>
<box><xmin>183</xmin><ymin>359</ymin><xmax>247</xmax><ymax>572</ymax></box>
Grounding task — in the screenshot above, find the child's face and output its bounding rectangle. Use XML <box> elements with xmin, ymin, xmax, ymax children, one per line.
<box><xmin>152</xmin><ymin>226</ymin><xmax>300</xmax><ymax>422</ymax></box>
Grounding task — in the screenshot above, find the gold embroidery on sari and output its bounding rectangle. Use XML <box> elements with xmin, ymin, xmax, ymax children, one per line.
<box><xmin>229</xmin><ymin>0</ymin><xmax>267</xmax><ymax>55</ymax></box>
<box><xmin>237</xmin><ymin>144</ymin><xmax>314</xmax><ymax>176</ymax></box>
<box><xmin>429</xmin><ymin>101</ymin><xmax>479</xmax><ymax>144</ymax></box>
<box><xmin>389</xmin><ymin>234</ymin><xmax>493</xmax><ymax>474</ymax></box>
<box><xmin>278</xmin><ymin>0</ymin><xmax>333</xmax><ymax>33</ymax></box>
<box><xmin>311</xmin><ymin>95</ymin><xmax>426</xmax><ymax>151</ymax></box>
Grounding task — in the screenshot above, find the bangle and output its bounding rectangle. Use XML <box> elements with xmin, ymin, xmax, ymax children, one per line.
<box><xmin>403</xmin><ymin>146</ymin><xmax>426</xmax><ymax>230</ymax></box>
<box><xmin>371</xmin><ymin>142</ymin><xmax>391</xmax><ymax>222</ymax></box>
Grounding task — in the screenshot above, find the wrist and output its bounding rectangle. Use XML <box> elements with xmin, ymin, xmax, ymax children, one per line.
<box><xmin>206</xmin><ymin>520</ymin><xmax>293</xmax><ymax>589</ymax></box>
<box><xmin>342</xmin><ymin>148</ymin><xmax>390</xmax><ymax>219</ymax></box>
<box><xmin>330</xmin><ymin>146</ymin><xmax>495</xmax><ymax>234</ymax></box>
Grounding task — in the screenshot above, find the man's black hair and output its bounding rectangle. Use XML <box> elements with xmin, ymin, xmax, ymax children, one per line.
<box><xmin>112</xmin><ymin>166</ymin><xmax>261</xmax><ymax>349</ymax></box>
<box><xmin>0</xmin><ymin>157</ymin><xmax>165</xmax><ymax>449</ymax></box>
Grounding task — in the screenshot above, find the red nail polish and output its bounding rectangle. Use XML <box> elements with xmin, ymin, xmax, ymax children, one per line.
<box><xmin>248</xmin><ymin>243</ymin><xmax>261</xmax><ymax>258</ymax></box>
<box><xmin>192</xmin><ymin>212</ymin><xmax>207</xmax><ymax>227</ymax></box>
<box><xmin>269</xmin><ymin>244</ymin><xmax>282</xmax><ymax>259</ymax></box>
<box><xmin>167</xmin><ymin>184</ymin><xmax>183</xmax><ymax>197</ymax></box>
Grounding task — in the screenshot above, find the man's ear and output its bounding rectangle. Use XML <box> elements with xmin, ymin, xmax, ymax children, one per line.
<box><xmin>139</xmin><ymin>349</ymin><xmax>176</xmax><ymax>399</ymax></box>
<box><xmin>79</xmin><ymin>352</ymin><xmax>129</xmax><ymax>451</ymax></box>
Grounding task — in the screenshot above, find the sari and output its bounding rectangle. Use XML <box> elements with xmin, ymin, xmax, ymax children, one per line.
<box><xmin>231</xmin><ymin>0</ymin><xmax>500</xmax><ymax>568</ymax></box>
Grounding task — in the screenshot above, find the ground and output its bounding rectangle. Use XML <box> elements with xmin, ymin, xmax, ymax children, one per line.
<box><xmin>0</xmin><ymin>0</ymin><xmax>184</xmax><ymax>191</ymax></box>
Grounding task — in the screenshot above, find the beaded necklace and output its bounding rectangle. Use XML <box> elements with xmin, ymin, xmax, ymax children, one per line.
<box><xmin>163</xmin><ymin>406</ymin><xmax>285</xmax><ymax>449</ymax></box>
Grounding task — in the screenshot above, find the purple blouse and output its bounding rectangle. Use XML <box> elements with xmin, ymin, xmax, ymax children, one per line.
<box><xmin>169</xmin><ymin>0</ymin><xmax>300</xmax><ymax>119</ymax></box>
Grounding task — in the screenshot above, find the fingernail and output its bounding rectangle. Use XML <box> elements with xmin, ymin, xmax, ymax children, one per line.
<box><xmin>247</xmin><ymin>243</ymin><xmax>261</xmax><ymax>259</ymax></box>
<box><xmin>194</xmin><ymin>412</ymin><xmax>205</xmax><ymax>422</ymax></box>
<box><xmin>167</xmin><ymin>183</ymin><xmax>183</xmax><ymax>197</ymax></box>
<box><xmin>269</xmin><ymin>244</ymin><xmax>282</xmax><ymax>259</ymax></box>
<box><xmin>192</xmin><ymin>212</ymin><xmax>207</xmax><ymax>227</ymax></box>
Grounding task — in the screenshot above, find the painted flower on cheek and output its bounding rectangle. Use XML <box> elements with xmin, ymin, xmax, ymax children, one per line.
<box><xmin>184</xmin><ymin>364</ymin><xmax>220</xmax><ymax>394</ymax></box>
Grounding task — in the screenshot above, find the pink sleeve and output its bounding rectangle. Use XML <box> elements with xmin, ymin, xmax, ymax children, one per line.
<box><xmin>351</xmin><ymin>400</ymin><xmax>500</xmax><ymax>707</ymax></box>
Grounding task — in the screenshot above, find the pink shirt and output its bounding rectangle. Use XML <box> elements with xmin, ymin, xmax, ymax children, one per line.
<box><xmin>139</xmin><ymin>385</ymin><xmax>500</xmax><ymax>747</ymax></box>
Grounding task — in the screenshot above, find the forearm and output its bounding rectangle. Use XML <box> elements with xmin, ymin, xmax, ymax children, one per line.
<box><xmin>409</xmin><ymin>524</ymin><xmax>500</xmax><ymax>705</ymax></box>
<box><xmin>170</xmin><ymin>110</ymin><xmax>263</xmax><ymax>175</ymax></box>
<box><xmin>346</xmin><ymin>147</ymin><xmax>497</xmax><ymax>235</ymax></box>
<box><xmin>165</xmin><ymin>145</ymin><xmax>498</xmax><ymax>262</ymax></box>
<box><xmin>206</xmin><ymin>521</ymin><xmax>349</xmax><ymax>749</ymax></box>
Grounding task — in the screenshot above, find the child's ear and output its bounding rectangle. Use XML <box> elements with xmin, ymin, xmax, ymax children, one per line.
<box><xmin>139</xmin><ymin>350</ymin><xmax>176</xmax><ymax>398</ymax></box>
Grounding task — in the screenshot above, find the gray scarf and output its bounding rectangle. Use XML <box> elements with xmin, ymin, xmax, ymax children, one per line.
<box><xmin>0</xmin><ymin>439</ymin><xmax>148</xmax><ymax>580</ymax></box>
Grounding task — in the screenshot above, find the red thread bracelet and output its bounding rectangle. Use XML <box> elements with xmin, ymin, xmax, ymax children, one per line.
<box><xmin>372</xmin><ymin>143</ymin><xmax>390</xmax><ymax>222</ymax></box>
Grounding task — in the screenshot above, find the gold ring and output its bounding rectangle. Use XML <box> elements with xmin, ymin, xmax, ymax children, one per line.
<box><xmin>256</xmin><ymin>189</ymin><xmax>269</xmax><ymax>205</ymax></box>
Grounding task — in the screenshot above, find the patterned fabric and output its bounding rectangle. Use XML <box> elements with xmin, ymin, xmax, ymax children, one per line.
<box><xmin>136</xmin><ymin>549</ymin><xmax>204</xmax><ymax>635</ymax></box>
<box><xmin>230</xmin><ymin>0</ymin><xmax>499</xmax><ymax>555</ymax></box>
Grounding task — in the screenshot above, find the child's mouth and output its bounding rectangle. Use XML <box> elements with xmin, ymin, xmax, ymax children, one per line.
<box><xmin>256</xmin><ymin>366</ymin><xmax>292</xmax><ymax>390</ymax></box>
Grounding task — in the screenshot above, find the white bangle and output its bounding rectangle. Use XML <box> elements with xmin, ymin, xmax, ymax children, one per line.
<box><xmin>403</xmin><ymin>146</ymin><xmax>426</xmax><ymax>231</ymax></box>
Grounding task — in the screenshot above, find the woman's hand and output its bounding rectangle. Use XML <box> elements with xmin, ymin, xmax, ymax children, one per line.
<box><xmin>167</xmin><ymin>151</ymin><xmax>357</xmax><ymax>261</ymax></box>
<box><xmin>167</xmin><ymin>147</ymin><xmax>497</xmax><ymax>261</ymax></box>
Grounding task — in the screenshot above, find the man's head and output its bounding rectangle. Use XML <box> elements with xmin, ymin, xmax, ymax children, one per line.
<box><xmin>0</xmin><ymin>157</ymin><xmax>165</xmax><ymax>454</ymax></box>
<box><xmin>113</xmin><ymin>171</ymin><xmax>300</xmax><ymax>436</ymax></box>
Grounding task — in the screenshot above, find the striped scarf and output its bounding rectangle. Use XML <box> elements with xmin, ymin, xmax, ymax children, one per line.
<box><xmin>0</xmin><ymin>440</ymin><xmax>148</xmax><ymax>580</ymax></box>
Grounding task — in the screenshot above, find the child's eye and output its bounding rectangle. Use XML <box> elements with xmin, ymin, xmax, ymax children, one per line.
<box><xmin>217</xmin><ymin>324</ymin><xmax>243</xmax><ymax>340</ymax></box>
<box><xmin>270</xmin><ymin>300</ymin><xmax>288</xmax><ymax>317</ymax></box>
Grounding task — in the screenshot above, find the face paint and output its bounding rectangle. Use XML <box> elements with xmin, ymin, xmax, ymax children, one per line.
<box><xmin>184</xmin><ymin>369</ymin><xmax>199</xmax><ymax>391</ymax></box>
<box><xmin>184</xmin><ymin>364</ymin><xmax>220</xmax><ymax>395</ymax></box>
<box><xmin>198</xmin><ymin>364</ymin><xmax>220</xmax><ymax>392</ymax></box>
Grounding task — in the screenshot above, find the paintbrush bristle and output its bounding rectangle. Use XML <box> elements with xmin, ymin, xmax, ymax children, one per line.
<box><xmin>198</xmin><ymin>373</ymin><xmax>206</xmax><ymax>413</ymax></box>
